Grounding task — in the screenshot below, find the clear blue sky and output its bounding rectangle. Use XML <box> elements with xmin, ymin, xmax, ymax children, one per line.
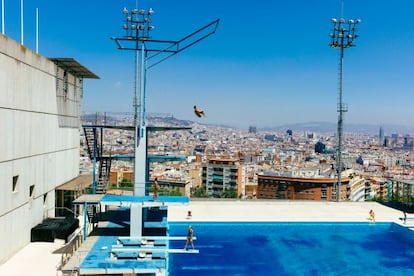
<box><xmin>3</xmin><ymin>0</ymin><xmax>414</xmax><ymax>129</ymax></box>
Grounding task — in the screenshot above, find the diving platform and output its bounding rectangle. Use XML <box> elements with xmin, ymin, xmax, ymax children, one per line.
<box><xmin>110</xmin><ymin>154</ymin><xmax>188</xmax><ymax>162</ymax></box>
<box><xmin>111</xmin><ymin>247</ymin><xmax>199</xmax><ymax>254</ymax></box>
<box><xmin>109</xmin><ymin>237</ymin><xmax>199</xmax><ymax>263</ymax></box>
<box><xmin>82</xmin><ymin>124</ymin><xmax>191</xmax><ymax>132</ymax></box>
<box><xmin>118</xmin><ymin>236</ymin><xmax>197</xmax><ymax>243</ymax></box>
<box><xmin>100</xmin><ymin>194</ymin><xmax>189</xmax><ymax>206</ymax></box>
<box><xmin>73</xmin><ymin>194</ymin><xmax>189</xmax><ymax>207</ymax></box>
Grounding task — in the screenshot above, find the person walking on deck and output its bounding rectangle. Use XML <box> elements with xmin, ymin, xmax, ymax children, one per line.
<box><xmin>184</xmin><ymin>225</ymin><xmax>195</xmax><ymax>250</ymax></box>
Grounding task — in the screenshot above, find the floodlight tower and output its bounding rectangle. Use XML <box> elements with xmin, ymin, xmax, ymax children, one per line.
<box><xmin>329</xmin><ymin>17</ymin><xmax>361</xmax><ymax>202</ymax></box>
<box><xmin>119</xmin><ymin>6</ymin><xmax>154</xmax><ymax>197</ymax></box>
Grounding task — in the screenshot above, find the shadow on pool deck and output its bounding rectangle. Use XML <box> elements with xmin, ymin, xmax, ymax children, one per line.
<box><xmin>89</xmin><ymin>208</ymin><xmax>131</xmax><ymax>237</ymax></box>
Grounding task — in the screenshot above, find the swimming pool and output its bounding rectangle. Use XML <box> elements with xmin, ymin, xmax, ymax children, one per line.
<box><xmin>168</xmin><ymin>222</ymin><xmax>414</xmax><ymax>275</ymax></box>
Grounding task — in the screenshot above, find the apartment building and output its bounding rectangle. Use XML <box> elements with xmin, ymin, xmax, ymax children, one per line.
<box><xmin>202</xmin><ymin>157</ymin><xmax>245</xmax><ymax>197</ymax></box>
<box><xmin>257</xmin><ymin>173</ymin><xmax>349</xmax><ymax>201</ymax></box>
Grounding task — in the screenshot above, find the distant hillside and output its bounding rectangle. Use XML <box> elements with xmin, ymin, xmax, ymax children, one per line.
<box><xmin>262</xmin><ymin>121</ymin><xmax>414</xmax><ymax>136</ymax></box>
<box><xmin>82</xmin><ymin>113</ymin><xmax>414</xmax><ymax>135</ymax></box>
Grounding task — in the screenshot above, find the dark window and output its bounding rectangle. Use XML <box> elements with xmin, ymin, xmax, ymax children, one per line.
<box><xmin>12</xmin><ymin>175</ymin><xmax>19</xmax><ymax>192</ymax></box>
<box><xmin>29</xmin><ymin>185</ymin><xmax>35</xmax><ymax>197</ymax></box>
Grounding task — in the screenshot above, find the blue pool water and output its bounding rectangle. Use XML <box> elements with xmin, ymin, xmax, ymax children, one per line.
<box><xmin>168</xmin><ymin>222</ymin><xmax>414</xmax><ymax>276</ymax></box>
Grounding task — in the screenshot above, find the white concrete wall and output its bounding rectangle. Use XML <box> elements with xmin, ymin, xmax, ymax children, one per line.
<box><xmin>0</xmin><ymin>34</ymin><xmax>81</xmax><ymax>263</ymax></box>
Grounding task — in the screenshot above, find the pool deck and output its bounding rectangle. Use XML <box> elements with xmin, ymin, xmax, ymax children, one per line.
<box><xmin>168</xmin><ymin>200</ymin><xmax>406</xmax><ymax>222</ymax></box>
<box><xmin>0</xmin><ymin>201</ymin><xmax>410</xmax><ymax>276</ymax></box>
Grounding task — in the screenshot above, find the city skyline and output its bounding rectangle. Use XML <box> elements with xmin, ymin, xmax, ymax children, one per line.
<box><xmin>2</xmin><ymin>0</ymin><xmax>414</xmax><ymax>128</ymax></box>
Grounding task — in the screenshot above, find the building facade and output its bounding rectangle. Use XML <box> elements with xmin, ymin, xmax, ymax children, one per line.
<box><xmin>389</xmin><ymin>179</ymin><xmax>414</xmax><ymax>210</ymax></box>
<box><xmin>0</xmin><ymin>35</ymin><xmax>97</xmax><ymax>263</ymax></box>
<box><xmin>257</xmin><ymin>174</ymin><xmax>349</xmax><ymax>201</ymax></box>
<box><xmin>202</xmin><ymin>157</ymin><xmax>245</xmax><ymax>197</ymax></box>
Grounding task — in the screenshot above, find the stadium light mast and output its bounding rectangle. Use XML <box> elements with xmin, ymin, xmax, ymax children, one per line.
<box><xmin>1</xmin><ymin>0</ymin><xmax>4</xmax><ymax>34</ymax></box>
<box><xmin>329</xmin><ymin>17</ymin><xmax>361</xmax><ymax>202</ymax></box>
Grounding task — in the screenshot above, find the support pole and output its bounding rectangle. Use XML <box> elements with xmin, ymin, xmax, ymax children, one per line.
<box><xmin>20</xmin><ymin>0</ymin><xmax>23</xmax><ymax>45</ymax></box>
<box><xmin>83</xmin><ymin>202</ymin><xmax>87</xmax><ymax>240</ymax></box>
<box><xmin>1</xmin><ymin>0</ymin><xmax>4</xmax><ymax>34</ymax></box>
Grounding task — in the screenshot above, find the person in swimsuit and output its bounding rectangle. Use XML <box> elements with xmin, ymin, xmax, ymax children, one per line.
<box><xmin>369</xmin><ymin>209</ymin><xmax>375</xmax><ymax>222</ymax></box>
<box><xmin>184</xmin><ymin>225</ymin><xmax>195</xmax><ymax>250</ymax></box>
<box><xmin>153</xmin><ymin>177</ymin><xmax>159</xmax><ymax>201</ymax></box>
<box><xmin>194</xmin><ymin>105</ymin><xmax>206</xmax><ymax>117</ymax></box>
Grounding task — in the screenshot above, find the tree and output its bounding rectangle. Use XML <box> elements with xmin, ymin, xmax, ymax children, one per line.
<box><xmin>221</xmin><ymin>188</ymin><xmax>237</xmax><ymax>198</ymax></box>
<box><xmin>192</xmin><ymin>187</ymin><xmax>209</xmax><ymax>198</ymax></box>
<box><xmin>120</xmin><ymin>178</ymin><xmax>133</xmax><ymax>188</ymax></box>
<box><xmin>169</xmin><ymin>188</ymin><xmax>182</xmax><ymax>196</ymax></box>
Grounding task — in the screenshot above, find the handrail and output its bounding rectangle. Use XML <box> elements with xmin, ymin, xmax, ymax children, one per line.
<box><xmin>43</xmin><ymin>206</ymin><xmax>77</xmax><ymax>219</ymax></box>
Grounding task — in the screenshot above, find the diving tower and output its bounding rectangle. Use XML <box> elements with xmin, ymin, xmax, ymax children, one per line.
<box><xmin>108</xmin><ymin>1</ymin><xmax>218</xmax><ymax>239</ymax></box>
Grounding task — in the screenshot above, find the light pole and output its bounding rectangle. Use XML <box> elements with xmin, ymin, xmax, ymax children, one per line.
<box><xmin>329</xmin><ymin>17</ymin><xmax>361</xmax><ymax>202</ymax></box>
<box><xmin>121</xmin><ymin>7</ymin><xmax>154</xmax><ymax>133</ymax></box>
<box><xmin>119</xmin><ymin>7</ymin><xmax>154</xmax><ymax>197</ymax></box>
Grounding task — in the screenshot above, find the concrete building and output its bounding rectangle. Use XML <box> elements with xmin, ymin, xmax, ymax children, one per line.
<box><xmin>202</xmin><ymin>157</ymin><xmax>245</xmax><ymax>197</ymax></box>
<box><xmin>109</xmin><ymin>169</ymin><xmax>134</xmax><ymax>188</ymax></box>
<box><xmin>389</xmin><ymin>179</ymin><xmax>414</xmax><ymax>211</ymax></box>
<box><xmin>257</xmin><ymin>173</ymin><xmax>349</xmax><ymax>201</ymax></box>
<box><xmin>151</xmin><ymin>177</ymin><xmax>191</xmax><ymax>197</ymax></box>
<box><xmin>0</xmin><ymin>34</ymin><xmax>97</xmax><ymax>263</ymax></box>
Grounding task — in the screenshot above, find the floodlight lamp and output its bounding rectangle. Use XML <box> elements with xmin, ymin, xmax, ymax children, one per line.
<box><xmin>347</xmin><ymin>34</ymin><xmax>352</xmax><ymax>38</ymax></box>
<box><xmin>131</xmin><ymin>24</ymin><xmax>136</xmax><ymax>30</ymax></box>
<box><xmin>148</xmin><ymin>8</ymin><xmax>154</xmax><ymax>15</ymax></box>
<box><xmin>123</xmin><ymin>24</ymin><xmax>128</xmax><ymax>30</ymax></box>
<box><xmin>338</xmin><ymin>33</ymin><xmax>343</xmax><ymax>38</ymax></box>
<box><xmin>122</xmin><ymin>7</ymin><xmax>128</xmax><ymax>15</ymax></box>
<box><xmin>132</xmin><ymin>9</ymin><xmax>138</xmax><ymax>14</ymax></box>
<box><xmin>127</xmin><ymin>16</ymin><xmax>132</xmax><ymax>22</ymax></box>
<box><xmin>331</xmin><ymin>18</ymin><xmax>337</xmax><ymax>23</ymax></box>
<box><xmin>330</xmin><ymin>33</ymin><xmax>335</xmax><ymax>38</ymax></box>
<box><xmin>148</xmin><ymin>26</ymin><xmax>155</xmax><ymax>31</ymax></box>
<box><xmin>339</xmin><ymin>18</ymin><xmax>345</xmax><ymax>23</ymax></box>
<box><xmin>139</xmin><ymin>9</ymin><xmax>145</xmax><ymax>15</ymax></box>
<box><xmin>348</xmin><ymin>19</ymin><xmax>354</xmax><ymax>24</ymax></box>
<box><xmin>138</xmin><ymin>25</ymin><xmax>145</xmax><ymax>30</ymax></box>
<box><xmin>356</xmin><ymin>19</ymin><xmax>362</xmax><ymax>23</ymax></box>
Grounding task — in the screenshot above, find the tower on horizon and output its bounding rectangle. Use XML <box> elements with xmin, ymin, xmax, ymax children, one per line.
<box><xmin>379</xmin><ymin>126</ymin><xmax>384</xmax><ymax>146</ymax></box>
<box><xmin>248</xmin><ymin>125</ymin><xmax>257</xmax><ymax>134</ymax></box>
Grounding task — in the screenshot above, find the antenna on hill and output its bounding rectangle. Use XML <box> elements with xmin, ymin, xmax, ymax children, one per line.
<box><xmin>1</xmin><ymin>0</ymin><xmax>4</xmax><ymax>34</ymax></box>
<box><xmin>35</xmin><ymin>8</ymin><xmax>39</xmax><ymax>53</ymax></box>
<box><xmin>20</xmin><ymin>0</ymin><xmax>24</xmax><ymax>45</ymax></box>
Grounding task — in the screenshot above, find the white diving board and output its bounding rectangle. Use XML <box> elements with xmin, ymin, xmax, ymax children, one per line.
<box><xmin>111</xmin><ymin>247</ymin><xmax>199</xmax><ymax>254</ymax></box>
<box><xmin>118</xmin><ymin>236</ymin><xmax>197</xmax><ymax>241</ymax></box>
<box><xmin>168</xmin><ymin>249</ymin><xmax>200</xmax><ymax>254</ymax></box>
